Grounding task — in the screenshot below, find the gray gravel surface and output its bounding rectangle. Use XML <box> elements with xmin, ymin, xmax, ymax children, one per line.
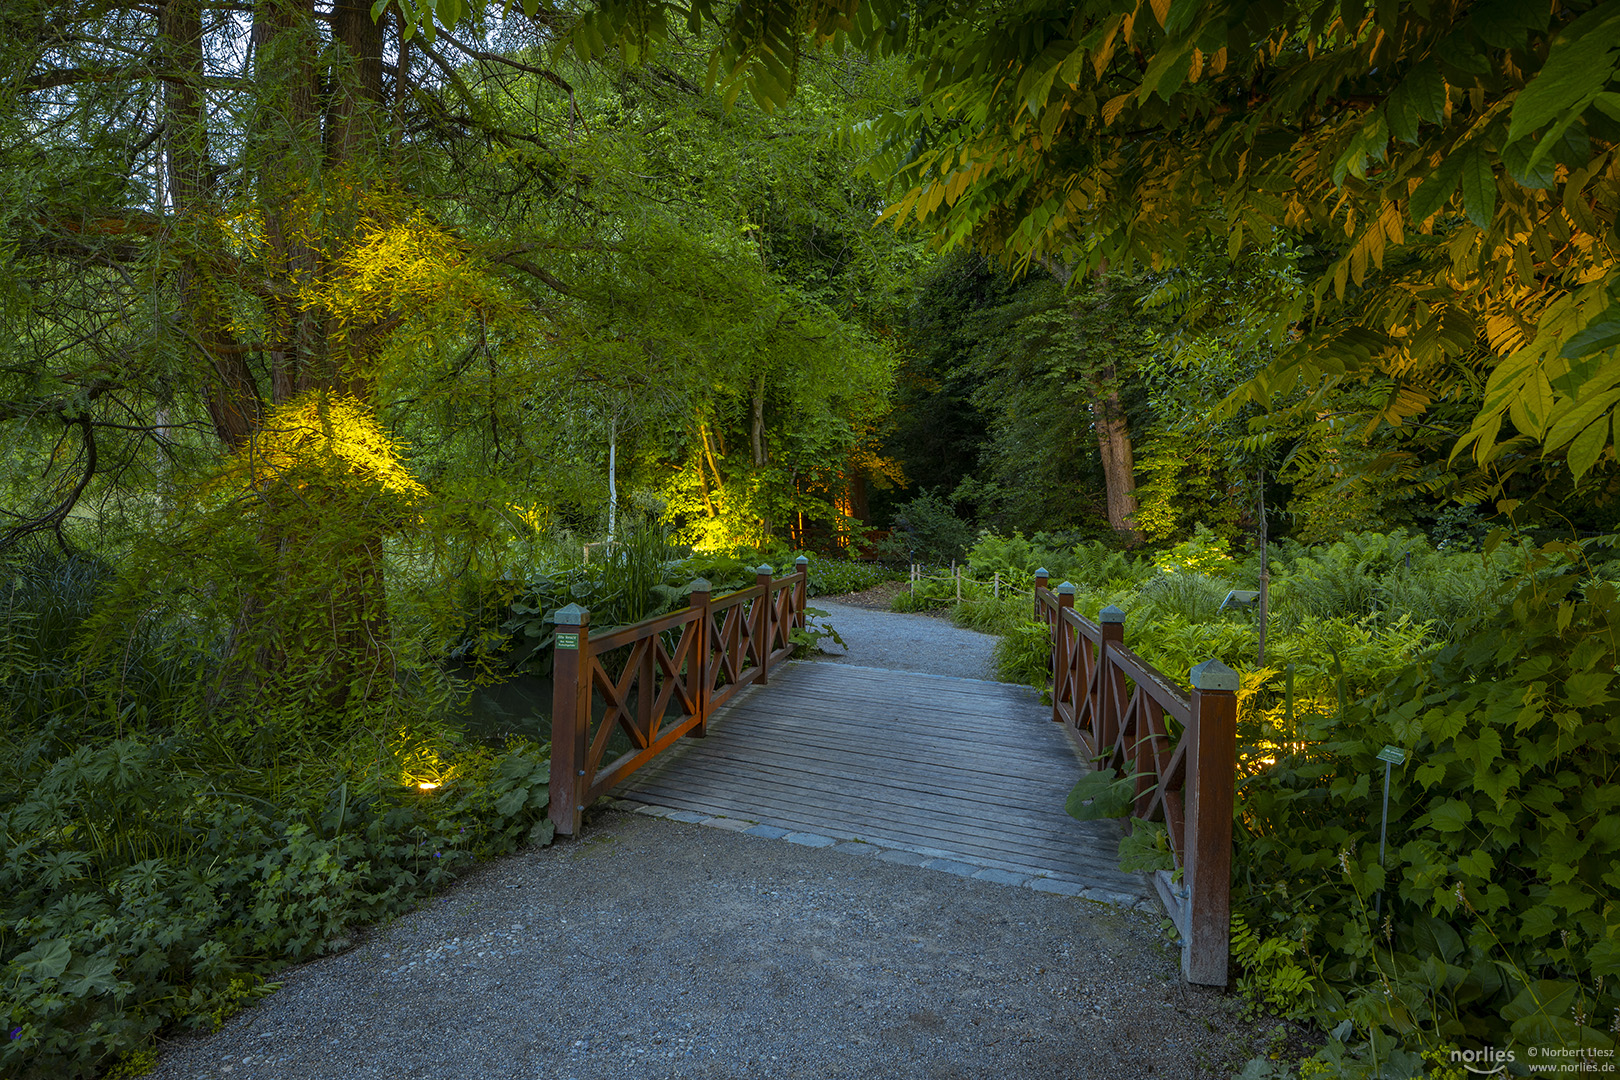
<box><xmin>149</xmin><ymin>811</ymin><xmax>1261</xmax><ymax>1080</ymax></box>
<box><xmin>809</xmin><ymin>601</ymin><xmax>998</xmax><ymax>681</ymax></box>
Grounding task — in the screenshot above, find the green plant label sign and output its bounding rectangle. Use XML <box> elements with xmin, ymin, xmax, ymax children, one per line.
<box><xmin>1376</xmin><ymin>745</ymin><xmax>1406</xmax><ymax>765</ymax></box>
<box><xmin>556</xmin><ymin>633</ymin><xmax>579</xmax><ymax>650</ymax></box>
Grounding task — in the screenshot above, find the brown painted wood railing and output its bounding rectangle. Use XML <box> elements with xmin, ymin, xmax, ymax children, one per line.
<box><xmin>548</xmin><ymin>558</ymin><xmax>810</xmax><ymax>836</ymax></box>
<box><xmin>1033</xmin><ymin>570</ymin><xmax>1238</xmax><ymax>987</ymax></box>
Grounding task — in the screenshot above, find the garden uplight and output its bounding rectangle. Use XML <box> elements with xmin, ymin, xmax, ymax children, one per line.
<box><xmin>417</xmin><ymin>781</ymin><xmax>440</xmax><ymax>791</ymax></box>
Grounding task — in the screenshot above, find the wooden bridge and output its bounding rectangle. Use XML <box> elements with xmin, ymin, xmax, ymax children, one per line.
<box><xmin>548</xmin><ymin>560</ymin><xmax>1238</xmax><ymax>986</ymax></box>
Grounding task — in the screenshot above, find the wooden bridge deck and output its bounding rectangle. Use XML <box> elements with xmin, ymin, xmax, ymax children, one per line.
<box><xmin>618</xmin><ymin>660</ymin><xmax>1151</xmax><ymax>905</ymax></box>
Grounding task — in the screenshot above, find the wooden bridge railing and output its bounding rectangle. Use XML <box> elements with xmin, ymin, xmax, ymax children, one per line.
<box><xmin>548</xmin><ymin>558</ymin><xmax>809</xmax><ymax>836</ymax></box>
<box><xmin>1034</xmin><ymin>570</ymin><xmax>1238</xmax><ymax>987</ymax></box>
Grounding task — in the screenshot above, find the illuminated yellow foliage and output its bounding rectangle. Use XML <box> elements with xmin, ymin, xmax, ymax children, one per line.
<box><xmin>320</xmin><ymin>210</ymin><xmax>478</xmax><ymax>322</ymax></box>
<box><xmin>222</xmin><ymin>393</ymin><xmax>426</xmax><ymax>506</ymax></box>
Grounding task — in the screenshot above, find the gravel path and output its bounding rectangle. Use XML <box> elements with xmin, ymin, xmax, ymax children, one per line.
<box><xmin>808</xmin><ymin>600</ymin><xmax>999</xmax><ymax>681</ymax></box>
<box><xmin>148</xmin><ymin>811</ymin><xmax>1263</xmax><ymax>1080</ymax></box>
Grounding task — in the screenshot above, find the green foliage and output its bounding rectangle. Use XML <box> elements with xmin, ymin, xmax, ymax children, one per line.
<box><xmin>0</xmin><ymin>545</ymin><xmax>560</xmax><ymax>1079</ymax></box>
<box><xmin>1064</xmin><ymin>769</ymin><xmax>1138</xmax><ymax>821</ymax></box>
<box><xmin>804</xmin><ymin>557</ymin><xmax>898</xmax><ymax>597</ymax></box>
<box><xmin>993</xmin><ymin>620</ymin><xmax>1052</xmax><ymax>687</ymax></box>
<box><xmin>1116</xmin><ymin>821</ymin><xmax>1176</xmax><ymax>875</ymax></box>
<box><xmin>949</xmin><ymin>592</ymin><xmax>1033</xmax><ymax>636</ymax></box>
<box><xmin>789</xmin><ymin>606</ymin><xmax>846</xmax><ymax>657</ymax></box>
<box><xmin>877</xmin><ymin>490</ymin><xmax>974</xmax><ymax>564</ymax></box>
<box><xmin>1234</xmin><ymin>547</ymin><xmax>1620</xmax><ymax>1064</ymax></box>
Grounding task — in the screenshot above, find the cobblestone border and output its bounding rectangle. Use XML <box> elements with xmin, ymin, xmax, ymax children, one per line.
<box><xmin>605</xmin><ymin>799</ymin><xmax>1160</xmax><ymax>914</ymax></box>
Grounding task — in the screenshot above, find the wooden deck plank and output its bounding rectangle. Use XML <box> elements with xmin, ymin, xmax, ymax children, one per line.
<box><xmin>643</xmin><ymin>745</ymin><xmax>1092</xmax><ymax>826</ymax></box>
<box><xmin>618</xmin><ymin>781</ymin><xmax>1144</xmax><ymax>889</ymax></box>
<box><xmin>615</xmin><ymin>660</ymin><xmax>1148</xmax><ymax>899</ymax></box>
<box><xmin>628</xmin><ymin>761</ymin><xmax>1119</xmax><ymax>862</ymax></box>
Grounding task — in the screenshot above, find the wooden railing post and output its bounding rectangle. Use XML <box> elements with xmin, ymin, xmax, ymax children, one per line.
<box><xmin>1051</xmin><ymin>582</ymin><xmax>1074</xmax><ymax>723</ymax></box>
<box><xmin>1033</xmin><ymin>567</ymin><xmax>1049</xmax><ymax>621</ymax></box>
<box><xmin>1184</xmin><ymin>658</ymin><xmax>1239</xmax><ymax>987</ymax></box>
<box><xmin>754</xmin><ymin>564</ymin><xmax>773</xmax><ymax>686</ymax></box>
<box><xmin>549</xmin><ymin>603</ymin><xmax>590</xmax><ymax>837</ymax></box>
<box><xmin>1099</xmin><ymin>604</ymin><xmax>1126</xmax><ymax>757</ymax></box>
<box><xmin>793</xmin><ymin>555</ymin><xmax>809</xmax><ymax>632</ymax></box>
<box><xmin>689</xmin><ymin>578</ymin><xmax>711</xmax><ymax>737</ymax></box>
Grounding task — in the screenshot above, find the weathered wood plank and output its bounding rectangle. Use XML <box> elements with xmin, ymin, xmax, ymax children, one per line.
<box><xmin>620</xmin><ymin>780</ymin><xmax>1144</xmax><ymax>889</ymax></box>
<box><xmin>615</xmin><ymin>660</ymin><xmax>1151</xmax><ymax>899</ymax></box>
<box><xmin>635</xmin><ymin>757</ymin><xmax>1127</xmax><ymax>854</ymax></box>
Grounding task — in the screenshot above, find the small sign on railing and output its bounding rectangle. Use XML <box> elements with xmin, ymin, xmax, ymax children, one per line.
<box><xmin>556</xmin><ymin>632</ymin><xmax>579</xmax><ymax>650</ymax></box>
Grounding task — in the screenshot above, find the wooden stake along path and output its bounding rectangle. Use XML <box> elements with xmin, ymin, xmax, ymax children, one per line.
<box><xmin>617</xmin><ymin>659</ymin><xmax>1151</xmax><ymax>904</ymax></box>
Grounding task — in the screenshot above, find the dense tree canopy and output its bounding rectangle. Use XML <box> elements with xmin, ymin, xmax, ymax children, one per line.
<box><xmin>544</xmin><ymin>0</ymin><xmax>1620</xmax><ymax>513</ymax></box>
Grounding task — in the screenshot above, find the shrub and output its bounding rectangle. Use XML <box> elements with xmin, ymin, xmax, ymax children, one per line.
<box><xmin>994</xmin><ymin>620</ymin><xmax>1051</xmax><ymax>687</ymax></box>
<box><xmin>1233</xmin><ymin>551</ymin><xmax>1620</xmax><ymax>1069</ymax></box>
<box><xmin>806</xmin><ymin>557</ymin><xmax>899</xmax><ymax>597</ymax></box>
<box><xmin>878</xmin><ymin>490</ymin><xmax>974</xmax><ymax>564</ymax></box>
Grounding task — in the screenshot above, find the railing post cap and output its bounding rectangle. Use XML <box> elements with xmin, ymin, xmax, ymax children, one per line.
<box><xmin>756</xmin><ymin>563</ymin><xmax>774</xmax><ymax>575</ymax></box>
<box><xmin>689</xmin><ymin>578</ymin><xmax>711</xmax><ymax>593</ymax></box>
<box><xmin>794</xmin><ymin>555</ymin><xmax>809</xmax><ymax>567</ymax></box>
<box><xmin>1099</xmin><ymin>605</ymin><xmax>1126</xmax><ymax>624</ymax></box>
<box><xmin>555</xmin><ymin>603</ymin><xmax>589</xmax><ymax>626</ymax></box>
<box><xmin>1190</xmin><ymin>659</ymin><xmax>1240</xmax><ymax>691</ymax></box>
<box><xmin>1035</xmin><ymin>567</ymin><xmax>1050</xmax><ymax>578</ymax></box>
<box><xmin>1056</xmin><ymin>581</ymin><xmax>1076</xmax><ymax>596</ymax></box>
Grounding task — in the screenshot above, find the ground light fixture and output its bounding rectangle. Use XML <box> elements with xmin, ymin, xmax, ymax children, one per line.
<box><xmin>1375</xmin><ymin>744</ymin><xmax>1407</xmax><ymax>914</ymax></box>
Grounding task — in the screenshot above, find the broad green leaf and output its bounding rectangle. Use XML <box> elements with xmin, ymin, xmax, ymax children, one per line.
<box><xmin>494</xmin><ymin>787</ymin><xmax>528</xmax><ymax>816</ymax></box>
<box><xmin>1065</xmin><ymin>769</ymin><xmax>1137</xmax><ymax>820</ymax></box>
<box><xmin>1559</xmin><ymin>303</ymin><xmax>1620</xmax><ymax>359</ymax></box>
<box><xmin>528</xmin><ymin>818</ymin><xmax>556</xmax><ymax>846</ymax></box>
<box><xmin>1507</xmin><ymin>9</ymin><xmax>1620</xmax><ymax>142</ymax></box>
<box><xmin>1563</xmin><ymin>669</ymin><xmax>1614</xmax><ymax>707</ymax></box>
<box><xmin>1566</xmin><ymin>415</ymin><xmax>1611</xmax><ymax>478</ymax></box>
<box><xmin>1408</xmin><ymin>149</ymin><xmax>1465</xmax><ymax>223</ymax></box>
<box><xmin>61</xmin><ymin>955</ymin><xmax>120</xmax><ymax>998</ymax></box>
<box><xmin>1535</xmin><ymin>386</ymin><xmax>1613</xmax><ymax>450</ymax></box>
<box><xmin>14</xmin><ymin>939</ymin><xmax>71</xmax><ymax>980</ymax></box>
<box><xmin>1410</xmin><ymin>915</ymin><xmax>1463</xmax><ymax>962</ymax></box>
<box><xmin>1458</xmin><ymin>147</ymin><xmax>1496</xmax><ymax>228</ymax></box>
<box><xmin>1404</xmin><ymin>63</ymin><xmax>1448</xmax><ymax>125</ymax></box>
<box><xmin>1117</xmin><ymin>823</ymin><xmax>1175</xmax><ymax>872</ymax></box>
<box><xmin>1502</xmin><ymin>135</ymin><xmax>1558</xmax><ymax>189</ymax></box>
<box><xmin>1427</xmin><ymin>798</ymin><xmax>1473</xmax><ymax>832</ymax></box>
<box><xmin>1591</xmin><ymin>938</ymin><xmax>1620</xmax><ymax>978</ymax></box>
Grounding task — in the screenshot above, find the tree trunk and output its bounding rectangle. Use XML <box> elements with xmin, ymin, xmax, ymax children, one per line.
<box><xmin>1091</xmin><ymin>370</ymin><xmax>1141</xmax><ymax>542</ymax></box>
<box><xmin>253</xmin><ymin>0</ymin><xmax>322</xmax><ymax>403</ymax></box>
<box><xmin>751</xmin><ymin>375</ymin><xmax>767</xmax><ymax>467</ymax></box>
<box><xmin>161</xmin><ymin>0</ymin><xmax>259</xmax><ymax>447</ymax></box>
